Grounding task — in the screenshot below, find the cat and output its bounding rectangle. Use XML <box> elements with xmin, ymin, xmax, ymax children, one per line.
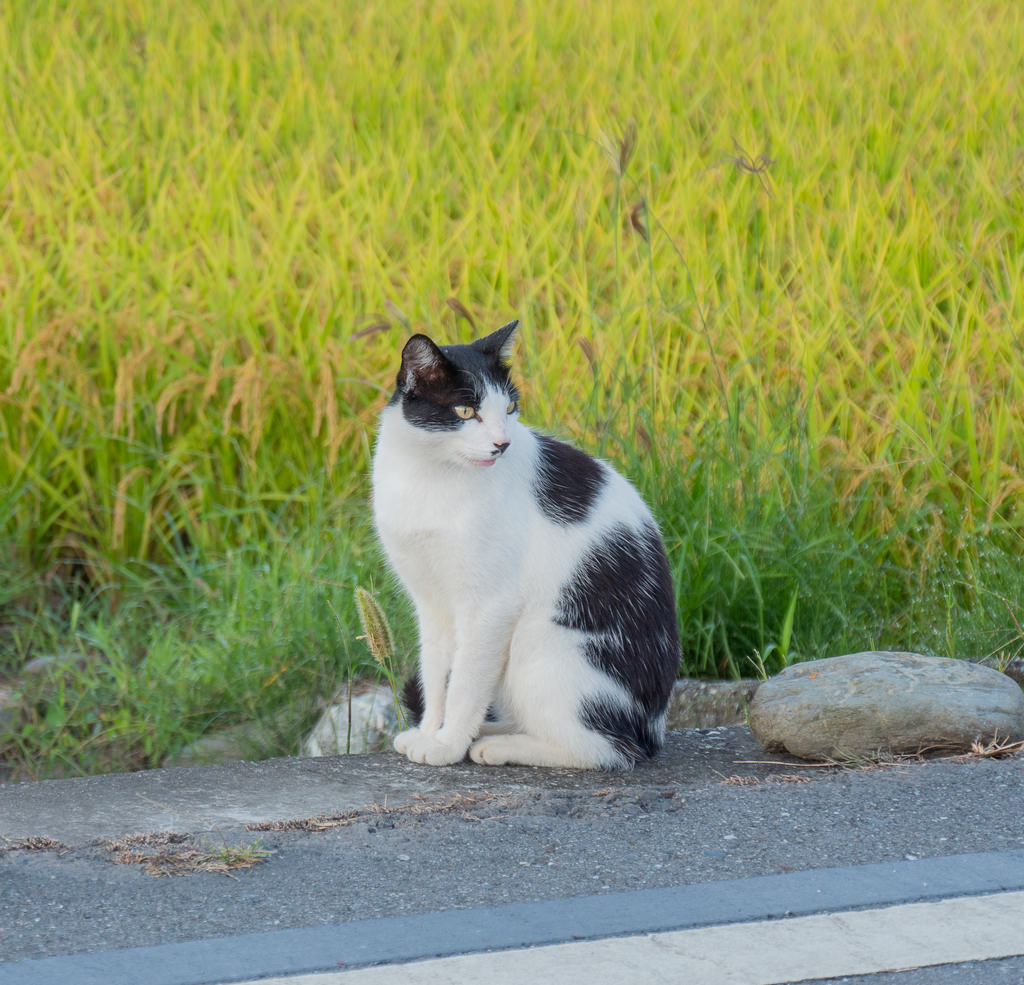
<box><xmin>371</xmin><ymin>320</ymin><xmax>681</xmax><ymax>769</ymax></box>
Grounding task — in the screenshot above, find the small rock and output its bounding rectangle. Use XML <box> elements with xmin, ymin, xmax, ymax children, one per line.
<box><xmin>0</xmin><ymin>685</ymin><xmax>21</xmax><ymax>734</ymax></box>
<box><xmin>163</xmin><ymin>709</ymin><xmax>295</xmax><ymax>768</ymax></box>
<box><xmin>22</xmin><ymin>650</ymin><xmax>102</xmax><ymax>679</ymax></box>
<box><xmin>979</xmin><ymin>657</ymin><xmax>1024</xmax><ymax>689</ymax></box>
<box><xmin>22</xmin><ymin>654</ymin><xmax>67</xmax><ymax>676</ymax></box>
<box><xmin>667</xmin><ymin>679</ymin><xmax>757</xmax><ymax>729</ymax></box>
<box><xmin>163</xmin><ymin>722</ymin><xmax>267</xmax><ymax>768</ymax></box>
<box><xmin>749</xmin><ymin>651</ymin><xmax>1024</xmax><ymax>761</ymax></box>
<box><xmin>303</xmin><ymin>684</ymin><xmax>400</xmax><ymax>757</ymax></box>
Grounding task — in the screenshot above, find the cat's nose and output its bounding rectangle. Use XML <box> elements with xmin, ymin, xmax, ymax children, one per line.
<box><xmin>493</xmin><ymin>441</ymin><xmax>511</xmax><ymax>456</ymax></box>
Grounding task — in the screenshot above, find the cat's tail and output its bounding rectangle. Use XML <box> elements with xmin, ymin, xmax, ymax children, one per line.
<box><xmin>400</xmin><ymin>675</ymin><xmax>424</xmax><ymax>725</ymax></box>
<box><xmin>398</xmin><ymin>676</ymin><xmax>502</xmax><ymax>731</ymax></box>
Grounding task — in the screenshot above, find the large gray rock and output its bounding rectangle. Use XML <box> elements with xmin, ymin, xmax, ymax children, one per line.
<box><xmin>749</xmin><ymin>651</ymin><xmax>1024</xmax><ymax>761</ymax></box>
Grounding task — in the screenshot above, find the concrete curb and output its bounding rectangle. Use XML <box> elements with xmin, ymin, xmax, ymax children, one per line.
<box><xmin>0</xmin><ymin>727</ymin><xmax>787</xmax><ymax>844</ymax></box>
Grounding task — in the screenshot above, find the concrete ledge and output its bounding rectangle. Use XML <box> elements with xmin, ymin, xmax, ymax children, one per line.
<box><xmin>0</xmin><ymin>727</ymin><xmax>790</xmax><ymax>845</ymax></box>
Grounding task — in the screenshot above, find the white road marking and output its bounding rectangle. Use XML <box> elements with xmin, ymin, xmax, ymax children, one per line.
<box><xmin>237</xmin><ymin>890</ymin><xmax>1024</xmax><ymax>985</ymax></box>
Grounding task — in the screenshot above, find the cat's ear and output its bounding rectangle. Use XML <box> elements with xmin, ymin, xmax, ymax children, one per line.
<box><xmin>398</xmin><ymin>334</ymin><xmax>450</xmax><ymax>393</ymax></box>
<box><xmin>473</xmin><ymin>320</ymin><xmax>519</xmax><ymax>364</ymax></box>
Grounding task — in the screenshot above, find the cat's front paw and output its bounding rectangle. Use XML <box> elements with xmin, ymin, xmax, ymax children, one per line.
<box><xmin>469</xmin><ymin>734</ymin><xmax>519</xmax><ymax>766</ymax></box>
<box><xmin>393</xmin><ymin>727</ymin><xmax>424</xmax><ymax>756</ymax></box>
<box><xmin>396</xmin><ymin>729</ymin><xmax>468</xmax><ymax>766</ymax></box>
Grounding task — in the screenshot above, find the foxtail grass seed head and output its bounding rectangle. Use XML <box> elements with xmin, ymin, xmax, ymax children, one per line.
<box><xmin>354</xmin><ymin>586</ymin><xmax>395</xmax><ymax>668</ymax></box>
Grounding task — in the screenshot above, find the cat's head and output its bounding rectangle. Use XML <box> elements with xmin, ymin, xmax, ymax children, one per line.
<box><xmin>388</xmin><ymin>320</ymin><xmax>521</xmax><ymax>469</ymax></box>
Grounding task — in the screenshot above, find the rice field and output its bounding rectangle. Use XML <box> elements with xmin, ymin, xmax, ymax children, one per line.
<box><xmin>1</xmin><ymin>0</ymin><xmax>1022</xmax><ymax>776</ymax></box>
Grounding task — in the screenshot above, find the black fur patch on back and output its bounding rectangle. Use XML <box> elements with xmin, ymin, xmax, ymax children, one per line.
<box><xmin>555</xmin><ymin>521</ymin><xmax>680</xmax><ymax>712</ymax></box>
<box><xmin>533</xmin><ymin>434</ymin><xmax>608</xmax><ymax>525</ymax></box>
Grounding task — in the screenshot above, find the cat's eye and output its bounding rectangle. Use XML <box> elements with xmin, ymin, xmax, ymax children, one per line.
<box><xmin>506</xmin><ymin>401</ymin><xmax>518</xmax><ymax>415</ymax></box>
<box><xmin>453</xmin><ymin>405</ymin><xmax>476</xmax><ymax>420</ymax></box>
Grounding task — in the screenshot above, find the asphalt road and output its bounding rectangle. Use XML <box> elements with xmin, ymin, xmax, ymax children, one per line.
<box><xmin>2</xmin><ymin>727</ymin><xmax>1023</xmax><ymax>983</ymax></box>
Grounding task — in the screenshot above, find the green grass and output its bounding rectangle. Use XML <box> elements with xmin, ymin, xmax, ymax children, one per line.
<box><xmin>1</xmin><ymin>504</ymin><xmax>412</xmax><ymax>777</ymax></box>
<box><xmin>2</xmin><ymin>0</ymin><xmax>1023</xmax><ymax>776</ymax></box>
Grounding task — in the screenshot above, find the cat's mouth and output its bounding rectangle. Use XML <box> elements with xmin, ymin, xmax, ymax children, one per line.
<box><xmin>465</xmin><ymin>442</ymin><xmax>510</xmax><ymax>468</ymax></box>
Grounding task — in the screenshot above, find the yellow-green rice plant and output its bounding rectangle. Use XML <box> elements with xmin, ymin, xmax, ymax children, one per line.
<box><xmin>0</xmin><ymin>0</ymin><xmax>1021</xmax><ymax>667</ymax></box>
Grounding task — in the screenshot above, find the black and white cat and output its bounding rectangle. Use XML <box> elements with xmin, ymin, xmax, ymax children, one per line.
<box><xmin>371</xmin><ymin>320</ymin><xmax>680</xmax><ymax>769</ymax></box>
